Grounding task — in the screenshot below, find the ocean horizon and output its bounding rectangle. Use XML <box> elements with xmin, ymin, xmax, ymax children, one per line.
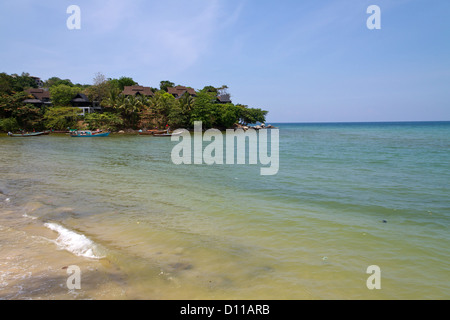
<box><xmin>270</xmin><ymin>120</ymin><xmax>450</xmax><ymax>124</ymax></box>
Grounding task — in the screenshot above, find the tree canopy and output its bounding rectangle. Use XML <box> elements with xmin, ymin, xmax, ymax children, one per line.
<box><xmin>44</xmin><ymin>77</ymin><xmax>74</xmax><ymax>88</ymax></box>
<box><xmin>49</xmin><ymin>84</ymin><xmax>82</xmax><ymax>106</ymax></box>
<box><xmin>160</xmin><ymin>80</ymin><xmax>175</xmax><ymax>92</ymax></box>
<box><xmin>0</xmin><ymin>72</ymin><xmax>38</xmax><ymax>94</ymax></box>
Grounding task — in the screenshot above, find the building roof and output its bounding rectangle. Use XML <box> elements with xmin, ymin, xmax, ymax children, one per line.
<box><xmin>25</xmin><ymin>88</ymin><xmax>50</xmax><ymax>100</ymax></box>
<box><xmin>122</xmin><ymin>85</ymin><xmax>154</xmax><ymax>96</ymax></box>
<box><xmin>167</xmin><ymin>86</ymin><xmax>196</xmax><ymax>97</ymax></box>
<box><xmin>72</xmin><ymin>93</ymin><xmax>90</xmax><ymax>102</ymax></box>
<box><xmin>217</xmin><ymin>94</ymin><xmax>232</xmax><ymax>103</ymax></box>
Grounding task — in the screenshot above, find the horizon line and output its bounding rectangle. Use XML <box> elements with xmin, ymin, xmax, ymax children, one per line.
<box><xmin>267</xmin><ymin>120</ymin><xmax>450</xmax><ymax>124</ymax></box>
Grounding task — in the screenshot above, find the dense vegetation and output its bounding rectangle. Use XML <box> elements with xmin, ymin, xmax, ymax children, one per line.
<box><xmin>0</xmin><ymin>72</ymin><xmax>267</xmax><ymax>132</ymax></box>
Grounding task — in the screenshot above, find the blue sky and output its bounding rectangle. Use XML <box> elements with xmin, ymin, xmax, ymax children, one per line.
<box><xmin>1</xmin><ymin>0</ymin><xmax>449</xmax><ymax>122</ymax></box>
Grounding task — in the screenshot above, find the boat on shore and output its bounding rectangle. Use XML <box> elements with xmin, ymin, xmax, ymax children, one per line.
<box><xmin>138</xmin><ymin>130</ymin><xmax>167</xmax><ymax>136</ymax></box>
<box><xmin>153</xmin><ymin>131</ymin><xmax>183</xmax><ymax>137</ymax></box>
<box><xmin>138</xmin><ymin>129</ymin><xmax>182</xmax><ymax>136</ymax></box>
<box><xmin>70</xmin><ymin>130</ymin><xmax>110</xmax><ymax>137</ymax></box>
<box><xmin>7</xmin><ymin>131</ymin><xmax>50</xmax><ymax>137</ymax></box>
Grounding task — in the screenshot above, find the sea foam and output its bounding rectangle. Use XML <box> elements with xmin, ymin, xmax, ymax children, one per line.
<box><xmin>44</xmin><ymin>222</ymin><xmax>104</xmax><ymax>259</ymax></box>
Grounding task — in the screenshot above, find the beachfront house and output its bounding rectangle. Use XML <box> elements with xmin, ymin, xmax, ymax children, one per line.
<box><xmin>23</xmin><ymin>88</ymin><xmax>52</xmax><ymax>107</ymax></box>
<box><xmin>122</xmin><ymin>85</ymin><xmax>154</xmax><ymax>97</ymax></box>
<box><xmin>167</xmin><ymin>86</ymin><xmax>197</xmax><ymax>99</ymax></box>
<box><xmin>71</xmin><ymin>93</ymin><xmax>102</xmax><ymax>116</ymax></box>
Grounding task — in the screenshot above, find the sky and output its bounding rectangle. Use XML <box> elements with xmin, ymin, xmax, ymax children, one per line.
<box><xmin>0</xmin><ymin>0</ymin><xmax>449</xmax><ymax>122</ymax></box>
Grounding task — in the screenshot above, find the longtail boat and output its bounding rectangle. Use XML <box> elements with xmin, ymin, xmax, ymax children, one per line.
<box><xmin>153</xmin><ymin>131</ymin><xmax>183</xmax><ymax>137</ymax></box>
<box><xmin>7</xmin><ymin>131</ymin><xmax>50</xmax><ymax>137</ymax></box>
<box><xmin>138</xmin><ymin>130</ymin><xmax>167</xmax><ymax>135</ymax></box>
<box><xmin>70</xmin><ymin>130</ymin><xmax>110</xmax><ymax>137</ymax></box>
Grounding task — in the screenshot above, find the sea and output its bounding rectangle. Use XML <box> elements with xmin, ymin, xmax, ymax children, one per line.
<box><xmin>0</xmin><ymin>122</ymin><xmax>449</xmax><ymax>300</ymax></box>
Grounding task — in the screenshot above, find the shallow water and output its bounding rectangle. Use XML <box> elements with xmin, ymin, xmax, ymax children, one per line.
<box><xmin>0</xmin><ymin>122</ymin><xmax>449</xmax><ymax>299</ymax></box>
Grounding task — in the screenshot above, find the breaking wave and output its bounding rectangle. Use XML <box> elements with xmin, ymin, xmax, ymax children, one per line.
<box><xmin>44</xmin><ymin>222</ymin><xmax>105</xmax><ymax>259</ymax></box>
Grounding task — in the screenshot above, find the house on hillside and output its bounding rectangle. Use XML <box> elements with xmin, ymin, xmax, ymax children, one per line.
<box><xmin>122</xmin><ymin>85</ymin><xmax>154</xmax><ymax>97</ymax></box>
<box><xmin>217</xmin><ymin>93</ymin><xmax>232</xmax><ymax>104</ymax></box>
<box><xmin>167</xmin><ymin>86</ymin><xmax>196</xmax><ymax>99</ymax></box>
<box><xmin>71</xmin><ymin>93</ymin><xmax>102</xmax><ymax>116</ymax></box>
<box><xmin>23</xmin><ymin>88</ymin><xmax>51</xmax><ymax>107</ymax></box>
<box><xmin>30</xmin><ymin>76</ymin><xmax>44</xmax><ymax>88</ymax></box>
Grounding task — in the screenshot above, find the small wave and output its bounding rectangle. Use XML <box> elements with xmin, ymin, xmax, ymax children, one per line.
<box><xmin>44</xmin><ymin>222</ymin><xmax>104</xmax><ymax>259</ymax></box>
<box><xmin>22</xmin><ymin>213</ymin><xmax>38</xmax><ymax>220</ymax></box>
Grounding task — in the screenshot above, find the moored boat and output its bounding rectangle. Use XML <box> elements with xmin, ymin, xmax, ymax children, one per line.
<box><xmin>153</xmin><ymin>131</ymin><xmax>183</xmax><ymax>137</ymax></box>
<box><xmin>7</xmin><ymin>131</ymin><xmax>50</xmax><ymax>137</ymax></box>
<box><xmin>70</xmin><ymin>130</ymin><xmax>110</xmax><ymax>137</ymax></box>
<box><xmin>138</xmin><ymin>129</ymin><xmax>167</xmax><ymax>135</ymax></box>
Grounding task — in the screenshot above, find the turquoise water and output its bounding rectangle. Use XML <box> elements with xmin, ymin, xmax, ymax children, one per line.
<box><xmin>0</xmin><ymin>122</ymin><xmax>449</xmax><ymax>299</ymax></box>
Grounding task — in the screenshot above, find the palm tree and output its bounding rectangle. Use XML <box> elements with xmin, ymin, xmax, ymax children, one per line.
<box><xmin>147</xmin><ymin>92</ymin><xmax>175</xmax><ymax>128</ymax></box>
<box><xmin>101</xmin><ymin>87</ymin><xmax>121</xmax><ymax>111</ymax></box>
<box><xmin>117</xmin><ymin>95</ymin><xmax>144</xmax><ymax>128</ymax></box>
<box><xmin>179</xmin><ymin>92</ymin><xmax>194</xmax><ymax>113</ymax></box>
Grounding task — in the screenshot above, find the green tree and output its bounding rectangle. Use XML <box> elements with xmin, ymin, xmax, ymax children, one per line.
<box><xmin>190</xmin><ymin>91</ymin><xmax>217</xmax><ymax>128</ymax></box>
<box><xmin>14</xmin><ymin>104</ymin><xmax>46</xmax><ymax>130</ymax></box>
<box><xmin>0</xmin><ymin>73</ymin><xmax>14</xmax><ymax>94</ymax></box>
<box><xmin>201</xmin><ymin>85</ymin><xmax>218</xmax><ymax>94</ymax></box>
<box><xmin>101</xmin><ymin>86</ymin><xmax>149</xmax><ymax>128</ymax></box>
<box><xmin>216</xmin><ymin>103</ymin><xmax>239</xmax><ymax>129</ymax></box>
<box><xmin>101</xmin><ymin>87</ymin><xmax>122</xmax><ymax>113</ymax></box>
<box><xmin>237</xmin><ymin>105</ymin><xmax>268</xmax><ymax>125</ymax></box>
<box><xmin>0</xmin><ymin>118</ymin><xmax>19</xmax><ymax>132</ymax></box>
<box><xmin>43</xmin><ymin>107</ymin><xmax>80</xmax><ymax>130</ymax></box>
<box><xmin>110</xmin><ymin>94</ymin><xmax>148</xmax><ymax>128</ymax></box>
<box><xmin>108</xmin><ymin>77</ymin><xmax>138</xmax><ymax>91</ymax></box>
<box><xmin>0</xmin><ymin>91</ymin><xmax>30</xmax><ymax>118</ymax></box>
<box><xmin>44</xmin><ymin>77</ymin><xmax>74</xmax><ymax>87</ymax></box>
<box><xmin>127</xmin><ymin>95</ymin><xmax>144</xmax><ymax>127</ymax></box>
<box><xmin>84</xmin><ymin>112</ymin><xmax>123</xmax><ymax>131</ymax></box>
<box><xmin>50</xmin><ymin>84</ymin><xmax>82</xmax><ymax>106</ymax></box>
<box><xmin>146</xmin><ymin>91</ymin><xmax>176</xmax><ymax>128</ymax></box>
<box><xmin>10</xmin><ymin>72</ymin><xmax>38</xmax><ymax>91</ymax></box>
<box><xmin>0</xmin><ymin>91</ymin><xmax>45</xmax><ymax>130</ymax></box>
<box><xmin>160</xmin><ymin>80</ymin><xmax>175</xmax><ymax>92</ymax></box>
<box><xmin>107</xmin><ymin>79</ymin><xmax>121</xmax><ymax>91</ymax></box>
<box><xmin>74</xmin><ymin>83</ymin><xmax>92</xmax><ymax>89</ymax></box>
<box><xmin>118</xmin><ymin>77</ymin><xmax>137</xmax><ymax>90</ymax></box>
<box><xmin>168</xmin><ymin>92</ymin><xmax>194</xmax><ymax>129</ymax></box>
